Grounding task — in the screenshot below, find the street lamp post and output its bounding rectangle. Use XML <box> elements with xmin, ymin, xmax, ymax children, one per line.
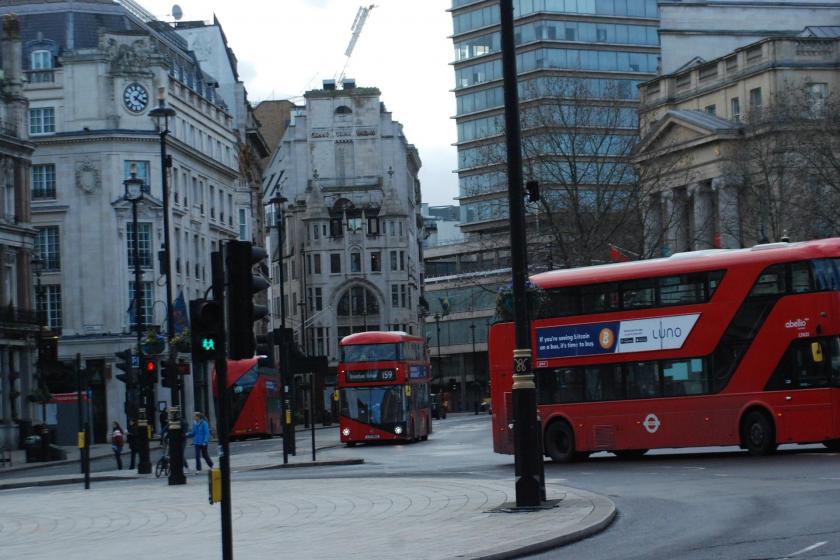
<box><xmin>124</xmin><ymin>167</ymin><xmax>151</xmax><ymax>474</ymax></box>
<box><xmin>471</xmin><ymin>323</ymin><xmax>477</xmax><ymax>414</ymax></box>
<box><xmin>149</xmin><ymin>86</ymin><xmax>185</xmax><ymax>485</ymax></box>
<box><xmin>30</xmin><ymin>253</ymin><xmax>49</xmax><ymax>460</ymax></box>
<box><xmin>271</xmin><ymin>196</ymin><xmax>293</xmax><ymax>464</ymax></box>
<box><xmin>434</xmin><ymin>313</ymin><xmax>442</xmax><ymax>393</ymax></box>
<box><xmin>499</xmin><ymin>0</ymin><xmax>545</xmax><ymax>507</ymax></box>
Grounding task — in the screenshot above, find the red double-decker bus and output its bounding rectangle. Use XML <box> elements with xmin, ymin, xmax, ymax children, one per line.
<box><xmin>338</xmin><ymin>331</ymin><xmax>432</xmax><ymax>445</ymax></box>
<box><xmin>489</xmin><ymin>239</ymin><xmax>840</xmax><ymax>461</ymax></box>
<box><xmin>213</xmin><ymin>357</ymin><xmax>282</xmax><ymax>440</ymax></box>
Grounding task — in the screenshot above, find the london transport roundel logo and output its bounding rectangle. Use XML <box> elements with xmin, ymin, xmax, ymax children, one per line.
<box><xmin>643</xmin><ymin>413</ymin><xmax>661</xmax><ymax>433</ymax></box>
<box><xmin>598</xmin><ymin>328</ymin><xmax>615</xmax><ymax>349</ymax></box>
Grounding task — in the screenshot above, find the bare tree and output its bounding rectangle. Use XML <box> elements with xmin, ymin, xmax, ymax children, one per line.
<box><xmin>722</xmin><ymin>79</ymin><xmax>840</xmax><ymax>243</ymax></box>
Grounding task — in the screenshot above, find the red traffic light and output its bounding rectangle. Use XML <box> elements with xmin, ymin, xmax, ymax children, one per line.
<box><xmin>146</xmin><ymin>360</ymin><xmax>156</xmax><ymax>372</ymax></box>
<box><xmin>140</xmin><ymin>358</ymin><xmax>158</xmax><ymax>384</ymax></box>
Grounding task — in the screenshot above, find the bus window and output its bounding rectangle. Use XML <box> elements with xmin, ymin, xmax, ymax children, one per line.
<box><xmin>584</xmin><ymin>364</ymin><xmax>624</xmax><ymax>401</ymax></box>
<box><xmin>830</xmin><ymin>337</ymin><xmax>840</xmax><ymax>387</ymax></box>
<box><xmin>541</xmin><ymin>287</ymin><xmax>579</xmax><ymax>318</ymax></box>
<box><xmin>766</xmin><ymin>339</ymin><xmax>830</xmax><ymax>390</ymax></box>
<box><xmin>622</xmin><ymin>278</ymin><xmax>656</xmax><ymax>309</ymax></box>
<box><xmin>662</xmin><ymin>358</ymin><xmax>707</xmax><ymax>396</ymax></box>
<box><xmin>659</xmin><ymin>274</ymin><xmax>705</xmax><ymax>306</ymax></box>
<box><xmin>811</xmin><ymin>259</ymin><xmax>840</xmax><ymax>291</ymax></box>
<box><xmin>580</xmin><ymin>283</ymin><xmax>619</xmax><ymax>314</ymax></box>
<box><xmin>749</xmin><ymin>264</ymin><xmax>786</xmax><ymax>296</ymax></box>
<box><xmin>790</xmin><ymin>261</ymin><xmax>812</xmax><ymax>293</ymax></box>
<box><xmin>626</xmin><ymin>361</ymin><xmax>660</xmax><ymax>398</ymax></box>
<box><xmin>708</xmin><ymin>270</ymin><xmax>725</xmax><ymax>297</ymax></box>
<box><xmin>537</xmin><ymin>367</ymin><xmax>583</xmax><ymax>404</ymax></box>
<box><xmin>342</xmin><ymin>343</ymin><xmax>399</xmax><ymax>362</ymax></box>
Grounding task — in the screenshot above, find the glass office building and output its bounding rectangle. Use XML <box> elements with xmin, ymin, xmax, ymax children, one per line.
<box><xmin>449</xmin><ymin>0</ymin><xmax>660</xmax><ymax>234</ymax></box>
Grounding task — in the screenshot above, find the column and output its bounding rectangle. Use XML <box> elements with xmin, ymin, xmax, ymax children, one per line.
<box><xmin>688</xmin><ymin>182</ymin><xmax>714</xmax><ymax>250</ymax></box>
<box><xmin>713</xmin><ymin>177</ymin><xmax>741</xmax><ymax>248</ymax></box>
<box><xmin>661</xmin><ymin>189</ymin><xmax>677</xmax><ymax>257</ymax></box>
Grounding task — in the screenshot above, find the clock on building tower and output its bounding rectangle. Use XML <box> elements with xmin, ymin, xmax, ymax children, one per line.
<box><xmin>123</xmin><ymin>82</ymin><xmax>149</xmax><ymax>113</ymax></box>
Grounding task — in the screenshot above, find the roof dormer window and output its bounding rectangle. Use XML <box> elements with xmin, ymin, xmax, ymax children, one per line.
<box><xmin>335</xmin><ymin>105</ymin><xmax>353</xmax><ymax>115</ymax></box>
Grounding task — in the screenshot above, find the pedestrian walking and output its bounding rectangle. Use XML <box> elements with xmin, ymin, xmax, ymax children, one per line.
<box><xmin>187</xmin><ymin>411</ymin><xmax>213</xmax><ymax>472</ymax></box>
<box><xmin>110</xmin><ymin>421</ymin><xmax>125</xmax><ymax>470</ymax></box>
<box><xmin>159</xmin><ymin>408</ymin><xmax>169</xmax><ymax>447</ymax></box>
<box><xmin>127</xmin><ymin>419</ymin><xmax>139</xmax><ymax>470</ymax></box>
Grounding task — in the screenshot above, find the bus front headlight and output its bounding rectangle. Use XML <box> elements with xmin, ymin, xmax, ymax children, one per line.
<box><xmin>394</xmin><ymin>426</ymin><xmax>403</xmax><ymax>435</ymax></box>
<box><xmin>342</xmin><ymin>427</ymin><xmax>351</xmax><ymax>437</ymax></box>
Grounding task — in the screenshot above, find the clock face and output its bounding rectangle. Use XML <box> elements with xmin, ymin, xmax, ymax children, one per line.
<box><xmin>123</xmin><ymin>82</ymin><xmax>149</xmax><ymax>113</ymax></box>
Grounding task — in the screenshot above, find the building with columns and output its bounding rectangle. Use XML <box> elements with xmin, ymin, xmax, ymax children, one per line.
<box><xmin>0</xmin><ymin>15</ymin><xmax>37</xmax><ymax>451</ymax></box>
<box><xmin>262</xmin><ymin>81</ymin><xmax>424</xmax><ymax>369</ymax></box>
<box><xmin>635</xmin><ymin>31</ymin><xmax>840</xmax><ymax>253</ymax></box>
<box><xmin>0</xmin><ymin>0</ymin><xmax>247</xmax><ymax>441</ymax></box>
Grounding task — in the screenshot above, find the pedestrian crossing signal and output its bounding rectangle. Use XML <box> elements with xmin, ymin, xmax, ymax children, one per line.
<box><xmin>190</xmin><ymin>298</ymin><xmax>223</xmax><ymax>362</ymax></box>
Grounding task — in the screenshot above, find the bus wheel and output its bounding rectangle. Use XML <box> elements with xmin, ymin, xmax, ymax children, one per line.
<box><xmin>614</xmin><ymin>449</ymin><xmax>648</xmax><ymax>460</ymax></box>
<box><xmin>544</xmin><ymin>421</ymin><xmax>576</xmax><ymax>463</ymax></box>
<box><xmin>741</xmin><ymin>410</ymin><xmax>776</xmax><ymax>456</ymax></box>
<box><xmin>823</xmin><ymin>439</ymin><xmax>840</xmax><ymax>451</ymax></box>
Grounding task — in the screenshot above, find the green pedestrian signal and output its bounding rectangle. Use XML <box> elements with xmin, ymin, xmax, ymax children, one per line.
<box><xmin>190</xmin><ymin>298</ymin><xmax>223</xmax><ymax>362</ymax></box>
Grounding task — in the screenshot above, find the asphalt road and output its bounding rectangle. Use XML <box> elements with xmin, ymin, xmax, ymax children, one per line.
<box><xmin>5</xmin><ymin>413</ymin><xmax>839</xmax><ymax>560</ymax></box>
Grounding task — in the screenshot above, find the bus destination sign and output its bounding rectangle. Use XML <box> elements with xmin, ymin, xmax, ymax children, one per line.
<box><xmin>535</xmin><ymin>313</ymin><xmax>700</xmax><ymax>360</ymax></box>
<box><xmin>345</xmin><ymin>369</ymin><xmax>396</xmax><ymax>383</ymax></box>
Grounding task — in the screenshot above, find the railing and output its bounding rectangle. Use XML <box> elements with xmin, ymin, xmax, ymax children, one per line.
<box><xmin>25</xmin><ymin>70</ymin><xmax>54</xmax><ymax>84</ymax></box>
<box><xmin>0</xmin><ymin>305</ymin><xmax>40</xmax><ymax>326</ymax></box>
<box><xmin>0</xmin><ymin>120</ymin><xmax>17</xmax><ymax>137</ymax></box>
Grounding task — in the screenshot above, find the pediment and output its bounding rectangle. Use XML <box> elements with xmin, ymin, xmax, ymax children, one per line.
<box><xmin>644</xmin><ymin>121</ymin><xmax>707</xmax><ymax>153</ymax></box>
<box><xmin>636</xmin><ymin>110</ymin><xmax>741</xmax><ymax>157</ymax></box>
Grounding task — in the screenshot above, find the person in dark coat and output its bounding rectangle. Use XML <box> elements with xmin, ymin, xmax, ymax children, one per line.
<box><xmin>127</xmin><ymin>419</ymin><xmax>139</xmax><ymax>470</ymax></box>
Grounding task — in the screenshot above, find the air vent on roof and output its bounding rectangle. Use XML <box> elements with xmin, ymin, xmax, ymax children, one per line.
<box><xmin>751</xmin><ymin>242</ymin><xmax>797</xmax><ymax>251</ymax></box>
<box><xmin>669</xmin><ymin>249</ymin><xmax>731</xmax><ymax>259</ymax></box>
<box><xmin>343</xmin><ymin>79</ymin><xmax>356</xmax><ymax>90</ymax></box>
<box><xmin>323</xmin><ymin>79</ymin><xmax>336</xmax><ymax>91</ymax></box>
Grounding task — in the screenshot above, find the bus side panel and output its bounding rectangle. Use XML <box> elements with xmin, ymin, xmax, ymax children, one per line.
<box><xmin>232</xmin><ymin>379</ymin><xmax>268</xmax><ymax>437</ymax></box>
<box><xmin>489</xmin><ymin>323</ymin><xmax>515</xmax><ymax>454</ymax></box>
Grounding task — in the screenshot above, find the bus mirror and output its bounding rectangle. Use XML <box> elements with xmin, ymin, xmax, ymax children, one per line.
<box><xmin>405</xmin><ymin>385</ymin><xmax>412</xmax><ymax>397</ymax></box>
<box><xmin>811</xmin><ymin>341</ymin><xmax>825</xmax><ymax>363</ymax></box>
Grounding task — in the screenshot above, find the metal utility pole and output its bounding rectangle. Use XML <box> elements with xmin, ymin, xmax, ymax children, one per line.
<box><xmin>211</xmin><ymin>250</ymin><xmax>233</xmax><ymax>560</ymax></box>
<box><xmin>499</xmin><ymin>0</ymin><xmax>545</xmax><ymax>507</ymax></box>
<box><xmin>271</xmin><ymin>196</ymin><xmax>293</xmax><ymax>464</ymax></box>
<box><xmin>150</xmin><ymin>87</ymin><xmax>185</xmax><ymax>485</ymax></box>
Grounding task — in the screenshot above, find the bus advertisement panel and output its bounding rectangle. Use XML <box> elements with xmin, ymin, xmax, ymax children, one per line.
<box><xmin>338</xmin><ymin>331</ymin><xmax>432</xmax><ymax>445</ymax></box>
<box><xmin>489</xmin><ymin>239</ymin><xmax>840</xmax><ymax>462</ymax></box>
<box><xmin>212</xmin><ymin>357</ymin><xmax>282</xmax><ymax>440</ymax></box>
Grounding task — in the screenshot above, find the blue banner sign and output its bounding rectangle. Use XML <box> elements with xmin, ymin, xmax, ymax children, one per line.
<box><xmin>536</xmin><ymin>314</ymin><xmax>700</xmax><ymax>360</ymax></box>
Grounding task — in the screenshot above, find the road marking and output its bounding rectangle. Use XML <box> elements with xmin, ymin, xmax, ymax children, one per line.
<box><xmin>784</xmin><ymin>541</ymin><xmax>827</xmax><ymax>558</ymax></box>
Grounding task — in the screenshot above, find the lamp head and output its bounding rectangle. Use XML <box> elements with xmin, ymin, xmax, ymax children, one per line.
<box><xmin>123</xmin><ymin>163</ymin><xmax>144</xmax><ymax>201</ymax></box>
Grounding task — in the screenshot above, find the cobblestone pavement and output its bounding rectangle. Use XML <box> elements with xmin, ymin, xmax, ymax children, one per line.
<box><xmin>0</xmin><ymin>476</ymin><xmax>614</xmax><ymax>560</ymax></box>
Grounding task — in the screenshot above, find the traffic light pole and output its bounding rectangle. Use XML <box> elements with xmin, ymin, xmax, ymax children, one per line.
<box><xmin>212</xmin><ymin>249</ymin><xmax>234</xmax><ymax>560</ymax></box>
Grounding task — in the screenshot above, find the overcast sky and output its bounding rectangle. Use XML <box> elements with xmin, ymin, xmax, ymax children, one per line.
<box><xmin>142</xmin><ymin>0</ymin><xmax>458</xmax><ymax>206</ymax></box>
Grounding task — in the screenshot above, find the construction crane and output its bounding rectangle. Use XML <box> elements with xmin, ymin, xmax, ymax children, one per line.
<box><xmin>336</xmin><ymin>4</ymin><xmax>376</xmax><ymax>88</ymax></box>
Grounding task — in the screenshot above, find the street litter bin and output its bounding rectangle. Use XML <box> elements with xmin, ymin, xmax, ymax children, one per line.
<box><xmin>24</xmin><ymin>435</ymin><xmax>43</xmax><ymax>462</ymax></box>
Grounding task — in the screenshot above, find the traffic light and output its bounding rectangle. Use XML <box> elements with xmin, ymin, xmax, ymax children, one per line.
<box><xmin>190</xmin><ymin>298</ymin><xmax>223</xmax><ymax>362</ymax></box>
<box><xmin>256</xmin><ymin>332</ymin><xmax>274</xmax><ymax>368</ymax></box>
<box><xmin>161</xmin><ymin>362</ymin><xmax>177</xmax><ymax>389</ymax></box>
<box><xmin>114</xmin><ymin>348</ymin><xmax>137</xmax><ymax>386</ymax></box>
<box><xmin>226</xmin><ymin>240</ymin><xmax>269</xmax><ymax>360</ymax></box>
<box><xmin>140</xmin><ymin>357</ymin><xmax>158</xmax><ymax>385</ymax></box>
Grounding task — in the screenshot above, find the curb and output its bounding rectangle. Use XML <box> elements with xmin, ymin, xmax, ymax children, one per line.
<box><xmin>0</xmin><ymin>474</ymin><xmax>135</xmax><ymax>491</ymax></box>
<box><xmin>247</xmin><ymin>458</ymin><xmax>364</xmax><ymax>471</ymax></box>
<box><xmin>462</xmin><ymin>488</ymin><xmax>617</xmax><ymax>560</ymax></box>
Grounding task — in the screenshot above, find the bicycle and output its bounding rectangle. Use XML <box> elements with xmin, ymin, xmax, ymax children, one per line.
<box><xmin>155</xmin><ymin>435</ymin><xmax>170</xmax><ymax>478</ymax></box>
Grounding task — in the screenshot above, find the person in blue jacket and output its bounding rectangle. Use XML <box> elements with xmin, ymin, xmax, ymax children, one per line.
<box><xmin>186</xmin><ymin>411</ymin><xmax>213</xmax><ymax>472</ymax></box>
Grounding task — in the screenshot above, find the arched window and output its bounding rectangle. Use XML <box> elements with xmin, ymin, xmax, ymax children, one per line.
<box><xmin>337</xmin><ymin>286</ymin><xmax>379</xmax><ymax>316</ymax></box>
<box><xmin>335</xmin><ymin>105</ymin><xmax>352</xmax><ymax>115</ymax></box>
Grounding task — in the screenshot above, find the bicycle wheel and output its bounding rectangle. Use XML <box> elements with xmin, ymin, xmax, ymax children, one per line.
<box><xmin>155</xmin><ymin>457</ymin><xmax>168</xmax><ymax>478</ymax></box>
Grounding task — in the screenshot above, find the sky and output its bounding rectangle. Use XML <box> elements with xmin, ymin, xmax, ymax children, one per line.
<box><xmin>142</xmin><ymin>0</ymin><xmax>459</xmax><ymax>206</ymax></box>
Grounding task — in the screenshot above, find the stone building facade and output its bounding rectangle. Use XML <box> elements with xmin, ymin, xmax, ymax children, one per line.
<box><xmin>0</xmin><ymin>15</ymin><xmax>37</xmax><ymax>451</ymax></box>
<box><xmin>635</xmin><ymin>32</ymin><xmax>840</xmax><ymax>253</ymax></box>
<box><xmin>263</xmin><ymin>82</ymin><xmax>424</xmax><ymax>367</ymax></box>
<box><xmin>0</xmin><ymin>0</ymin><xmax>245</xmax><ymax>441</ymax></box>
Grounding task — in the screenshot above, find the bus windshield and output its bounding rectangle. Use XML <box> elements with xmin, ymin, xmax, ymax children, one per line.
<box><xmin>342</xmin><ymin>343</ymin><xmax>399</xmax><ymax>363</ymax></box>
<box><xmin>340</xmin><ymin>386</ymin><xmax>406</xmax><ymax>426</ymax></box>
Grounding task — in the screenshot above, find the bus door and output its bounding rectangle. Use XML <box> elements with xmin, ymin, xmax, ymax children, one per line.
<box><xmin>767</xmin><ymin>337</ymin><xmax>835</xmax><ymax>443</ymax></box>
